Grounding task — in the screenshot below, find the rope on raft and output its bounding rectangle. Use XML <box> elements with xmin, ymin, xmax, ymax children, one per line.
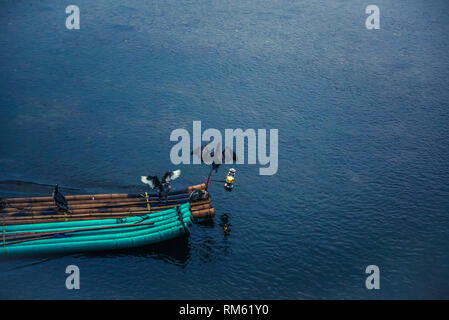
<box><xmin>176</xmin><ymin>205</ymin><xmax>187</xmax><ymax>233</ymax></box>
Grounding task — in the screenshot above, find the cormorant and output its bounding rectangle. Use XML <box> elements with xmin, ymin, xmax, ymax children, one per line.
<box><xmin>141</xmin><ymin>169</ymin><xmax>181</xmax><ymax>201</ymax></box>
<box><xmin>192</xmin><ymin>144</ymin><xmax>238</xmax><ymax>173</ymax></box>
<box><xmin>53</xmin><ymin>184</ymin><xmax>70</xmax><ymax>213</ymax></box>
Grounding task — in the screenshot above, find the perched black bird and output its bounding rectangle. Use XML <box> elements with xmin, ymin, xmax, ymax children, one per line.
<box><xmin>141</xmin><ymin>169</ymin><xmax>181</xmax><ymax>201</ymax></box>
<box><xmin>53</xmin><ymin>184</ymin><xmax>70</xmax><ymax>213</ymax></box>
<box><xmin>191</xmin><ymin>144</ymin><xmax>238</xmax><ymax>173</ymax></box>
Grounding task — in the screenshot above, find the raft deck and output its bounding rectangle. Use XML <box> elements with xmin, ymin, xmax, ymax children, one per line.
<box><xmin>0</xmin><ymin>183</ymin><xmax>214</xmax><ymax>226</ymax></box>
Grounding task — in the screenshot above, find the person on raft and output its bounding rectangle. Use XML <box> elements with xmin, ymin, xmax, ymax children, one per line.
<box><xmin>189</xmin><ymin>189</ymin><xmax>209</xmax><ymax>202</ymax></box>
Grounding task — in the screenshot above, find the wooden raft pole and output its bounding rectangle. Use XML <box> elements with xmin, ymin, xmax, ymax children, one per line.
<box><xmin>2</xmin><ymin>202</ymin><xmax>212</xmax><ymax>222</ymax></box>
<box><xmin>2</xmin><ymin>208</ymin><xmax>214</xmax><ymax>226</ymax></box>
<box><xmin>0</xmin><ymin>193</ymin><xmax>191</xmax><ymax>210</ymax></box>
<box><xmin>2</xmin><ymin>184</ymin><xmax>206</xmax><ymax>204</ymax></box>
<box><xmin>0</xmin><ymin>199</ymin><xmax>210</xmax><ymax>217</ymax></box>
<box><xmin>0</xmin><ymin>198</ymin><xmax>192</xmax><ymax>215</ymax></box>
<box><xmin>1</xmin><ymin>201</ymin><xmax>214</xmax><ymax>225</ymax></box>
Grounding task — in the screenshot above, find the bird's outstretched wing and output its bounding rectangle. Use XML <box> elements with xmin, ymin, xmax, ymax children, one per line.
<box><xmin>222</xmin><ymin>146</ymin><xmax>238</xmax><ymax>163</ymax></box>
<box><xmin>192</xmin><ymin>143</ymin><xmax>225</xmax><ymax>164</ymax></box>
<box><xmin>161</xmin><ymin>169</ymin><xmax>181</xmax><ymax>184</ymax></box>
<box><xmin>191</xmin><ymin>143</ymin><xmax>211</xmax><ymax>162</ymax></box>
<box><xmin>141</xmin><ymin>176</ymin><xmax>163</xmax><ymax>190</ymax></box>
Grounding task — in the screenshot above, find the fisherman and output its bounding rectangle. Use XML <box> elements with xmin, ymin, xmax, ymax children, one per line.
<box><xmin>224</xmin><ymin>168</ymin><xmax>236</xmax><ymax>191</ymax></box>
<box><xmin>189</xmin><ymin>189</ymin><xmax>209</xmax><ymax>202</ymax></box>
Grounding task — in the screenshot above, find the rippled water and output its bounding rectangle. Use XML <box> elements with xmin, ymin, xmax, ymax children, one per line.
<box><xmin>0</xmin><ymin>0</ymin><xmax>448</xmax><ymax>299</ymax></box>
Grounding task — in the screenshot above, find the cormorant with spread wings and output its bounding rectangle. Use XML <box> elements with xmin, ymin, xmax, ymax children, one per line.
<box><xmin>141</xmin><ymin>169</ymin><xmax>181</xmax><ymax>200</ymax></box>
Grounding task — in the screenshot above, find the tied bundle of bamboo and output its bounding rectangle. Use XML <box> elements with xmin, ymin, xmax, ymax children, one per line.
<box><xmin>0</xmin><ymin>202</ymin><xmax>194</xmax><ymax>257</ymax></box>
<box><xmin>4</xmin><ymin>221</ymin><xmax>157</xmax><ymax>245</ymax></box>
<box><xmin>0</xmin><ymin>183</ymin><xmax>214</xmax><ymax>226</ymax></box>
<box><xmin>2</xmin><ymin>184</ymin><xmax>205</xmax><ymax>204</ymax></box>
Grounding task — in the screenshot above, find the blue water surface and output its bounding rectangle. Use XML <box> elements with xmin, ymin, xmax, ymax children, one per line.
<box><xmin>0</xmin><ymin>0</ymin><xmax>448</xmax><ymax>299</ymax></box>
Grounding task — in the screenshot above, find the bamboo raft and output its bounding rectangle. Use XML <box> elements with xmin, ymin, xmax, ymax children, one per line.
<box><xmin>0</xmin><ymin>183</ymin><xmax>213</xmax><ymax>257</ymax></box>
<box><xmin>0</xmin><ymin>183</ymin><xmax>213</xmax><ymax>226</ymax></box>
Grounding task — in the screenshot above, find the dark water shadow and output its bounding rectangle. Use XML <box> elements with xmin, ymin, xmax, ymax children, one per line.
<box><xmin>77</xmin><ymin>234</ymin><xmax>192</xmax><ymax>267</ymax></box>
<box><xmin>0</xmin><ymin>257</ymin><xmax>54</xmax><ymax>273</ymax></box>
<box><xmin>1</xmin><ymin>235</ymin><xmax>192</xmax><ymax>268</ymax></box>
<box><xmin>0</xmin><ymin>180</ymin><xmax>83</xmax><ymax>198</ymax></box>
<box><xmin>194</xmin><ymin>217</ymin><xmax>215</xmax><ymax>228</ymax></box>
<box><xmin>191</xmin><ymin>212</ymin><xmax>233</xmax><ymax>264</ymax></box>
